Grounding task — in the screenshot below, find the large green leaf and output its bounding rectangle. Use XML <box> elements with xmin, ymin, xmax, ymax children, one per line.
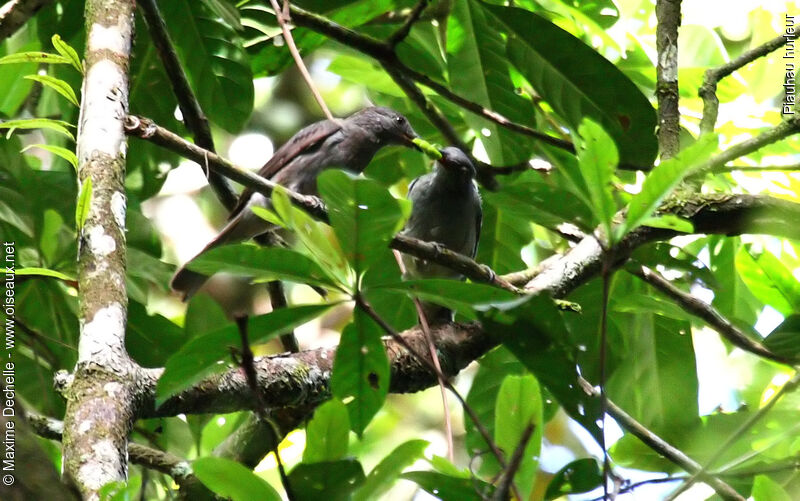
<box><xmin>331</xmin><ymin>308</ymin><xmax>390</xmax><ymax>436</ymax></box>
<box><xmin>186</xmin><ymin>244</ymin><xmax>340</xmax><ymax>290</ymax></box>
<box><xmin>317</xmin><ymin>170</ymin><xmax>409</xmax><ymax>277</ymax></box>
<box><xmin>619</xmin><ymin>134</ymin><xmax>718</xmax><ymax>239</ymax></box>
<box><xmin>737</xmin><ymin>247</ymin><xmax>800</xmax><ymax>316</ymax></box>
<box><xmin>464</xmin><ymin>347</ymin><xmax>525</xmax><ymax>476</ymax></box>
<box><xmin>193</xmin><ymin>457</ymin><xmax>281</xmax><ymax>501</ymax></box>
<box><xmin>288</xmin><ymin>459</ymin><xmax>366</xmax><ymax>501</ymax></box>
<box><xmin>482</xmin><ymin>3</ymin><xmax>658</xmax><ymax>166</ymax></box>
<box><xmin>480</xmin><ymin>295</ymin><xmax>604</xmax><ymax>443</ymax></box>
<box><xmin>764</xmin><ymin>315</ymin><xmax>800</xmax><ymax>360</ymax></box>
<box><xmin>446</xmin><ymin>0</ymin><xmax>536</xmax><ymax>165</ymax></box>
<box><xmin>270</xmin><ymin>188</ymin><xmax>353</xmax><ymax>290</ymax></box>
<box><xmin>303</xmin><ymin>399</ymin><xmax>351</xmax><ymax>464</ymax></box>
<box><xmin>545</xmin><ymin>458</ymin><xmax>603</xmax><ymax>500</ymax></box>
<box><xmin>401</xmin><ymin>471</ymin><xmax>494</xmax><ymax>499</ymax></box>
<box><xmin>574</xmin><ymin>119</ymin><xmax>618</xmax><ymax>242</ymax></box>
<box><xmin>353</xmin><ymin>440</ymin><xmax>429</xmax><ymax>501</ymax></box>
<box><xmin>161</xmin><ymin>0</ymin><xmax>253</xmax><ymax>132</ymax></box>
<box><xmin>126</xmin><ymin>301</ymin><xmax>186</xmax><ymax>368</ymax></box>
<box><xmin>606</xmin><ymin>312</ymin><xmax>699</xmax><ymax>435</ymax></box>
<box><xmin>156</xmin><ymin>304</ymin><xmax>334</xmax><ymax>405</ymax></box>
<box><xmin>494</xmin><ymin>374</ymin><xmax>543</xmax><ymax>500</ymax></box>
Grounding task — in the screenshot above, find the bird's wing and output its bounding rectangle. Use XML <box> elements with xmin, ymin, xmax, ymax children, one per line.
<box><xmin>230</xmin><ymin>119</ymin><xmax>342</xmax><ymax>218</ymax></box>
<box><xmin>472</xmin><ymin>194</ymin><xmax>482</xmax><ymax>259</ymax></box>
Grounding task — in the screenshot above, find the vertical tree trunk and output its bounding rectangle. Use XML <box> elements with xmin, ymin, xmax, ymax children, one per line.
<box><xmin>655</xmin><ymin>0</ymin><xmax>682</xmax><ymax>159</ymax></box>
<box><xmin>62</xmin><ymin>1</ymin><xmax>136</xmax><ymax>498</ymax></box>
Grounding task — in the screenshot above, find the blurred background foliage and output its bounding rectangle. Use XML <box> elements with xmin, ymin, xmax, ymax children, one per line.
<box><xmin>1</xmin><ymin>0</ymin><xmax>800</xmax><ymax>499</ymax></box>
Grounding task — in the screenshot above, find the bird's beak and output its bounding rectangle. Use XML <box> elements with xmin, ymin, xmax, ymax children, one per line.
<box><xmin>411</xmin><ymin>138</ymin><xmax>443</xmax><ymax>160</ymax></box>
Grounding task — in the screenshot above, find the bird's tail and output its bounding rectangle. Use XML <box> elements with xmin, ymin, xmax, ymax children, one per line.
<box><xmin>170</xmin><ymin>209</ymin><xmax>267</xmax><ymax>301</ymax></box>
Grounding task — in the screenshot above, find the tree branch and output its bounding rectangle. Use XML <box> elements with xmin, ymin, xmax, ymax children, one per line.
<box><xmin>629</xmin><ymin>265</ymin><xmax>795</xmax><ymax>365</ymax></box>
<box><xmin>655</xmin><ymin>0</ymin><xmax>682</xmax><ymax>159</ymax></box>
<box><xmin>699</xmin><ymin>35</ymin><xmax>788</xmax><ymax>134</ymax></box>
<box><xmin>63</xmin><ymin>1</ymin><xmax>138</xmax><ymax>497</ymax></box>
<box><xmin>138</xmin><ymin>0</ymin><xmax>238</xmax><ymax>210</ymax></box>
<box><xmin>0</xmin><ymin>0</ymin><xmax>52</xmax><ymax>44</ymax></box>
<box><xmin>386</xmin><ymin>0</ymin><xmax>429</xmax><ymax>47</ymax></box>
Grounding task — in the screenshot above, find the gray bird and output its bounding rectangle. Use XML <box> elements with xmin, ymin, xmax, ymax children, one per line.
<box><xmin>172</xmin><ymin>106</ymin><xmax>418</xmax><ymax>299</ymax></box>
<box><xmin>400</xmin><ymin>147</ymin><xmax>482</xmax><ymax>324</ymax></box>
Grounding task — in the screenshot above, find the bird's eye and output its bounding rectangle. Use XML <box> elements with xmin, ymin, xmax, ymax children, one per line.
<box><xmin>394</xmin><ymin>116</ymin><xmax>404</xmax><ymax>124</ymax></box>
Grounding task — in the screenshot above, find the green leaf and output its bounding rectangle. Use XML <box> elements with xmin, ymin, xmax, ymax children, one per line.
<box><xmin>494</xmin><ymin>374</ymin><xmax>543</xmax><ymax>499</ymax></box>
<box><xmin>201</xmin><ymin>0</ymin><xmax>243</xmax><ymax>30</ymax></box>
<box><xmin>288</xmin><ymin>459</ymin><xmax>365</xmax><ymax>501</ymax></box>
<box><xmin>619</xmin><ymin>134</ymin><xmax>718</xmax><ymax>239</ymax></box>
<box><xmin>161</xmin><ymin>0</ymin><xmax>253</xmax><ymax>132</ymax></box>
<box><xmin>639</xmin><ymin>214</ymin><xmax>694</xmax><ymax>233</ymax></box>
<box><xmin>186</xmin><ymin>244</ymin><xmax>339</xmax><ymax>290</ymax></box>
<box><xmin>764</xmin><ymin>315</ymin><xmax>800</xmax><ymax>359</ymax></box>
<box><xmin>372</xmin><ymin>279</ymin><xmax>518</xmax><ymax>320</ymax></box>
<box><xmin>21</xmin><ymin>143</ymin><xmax>78</xmax><ymax>171</ymax></box>
<box><xmin>465</xmin><ymin>347</ymin><xmax>524</xmax><ymax>476</ymax></box>
<box><xmin>0</xmin><ymin>118</ymin><xmax>75</xmax><ymax>140</ymax></box>
<box><xmin>193</xmin><ymin>457</ymin><xmax>281</xmax><ymax>501</ymax></box>
<box><xmin>0</xmin><ymin>52</ymin><xmax>70</xmax><ymax>65</ymax></box>
<box><xmin>156</xmin><ymin>304</ymin><xmax>334</xmax><ymax>405</ymax></box>
<box><xmin>446</xmin><ymin>0</ymin><xmax>535</xmax><ymax>164</ymax></box>
<box><xmin>751</xmin><ymin>474</ymin><xmax>792</xmax><ymax>501</ymax></box>
<box><xmin>331</xmin><ymin>308</ymin><xmax>390</xmax><ymax>436</ymax></box>
<box><xmin>11</xmin><ymin>267</ymin><xmax>75</xmax><ymax>282</ymax></box>
<box><xmin>126</xmin><ymin>301</ymin><xmax>185</xmax><ymax>367</ymax></box>
<box><xmin>737</xmin><ymin>248</ymin><xmax>800</xmax><ymax>315</ymax></box>
<box><xmin>51</xmin><ymin>34</ymin><xmax>83</xmax><ymax>73</ymax></box>
<box><xmin>401</xmin><ymin>471</ymin><xmax>494</xmax><ymax>500</ymax></box>
<box><xmin>575</xmin><ymin>119</ymin><xmax>618</xmax><ymax>243</ymax></box>
<box><xmin>545</xmin><ymin>458</ymin><xmax>603</xmax><ymax>500</ymax></box>
<box><xmin>317</xmin><ymin>170</ymin><xmax>408</xmax><ymax>277</ymax></box>
<box><xmin>24</xmin><ymin>74</ymin><xmax>79</xmax><ymax>106</ymax></box>
<box><xmin>480</xmin><ymin>295</ymin><xmax>604</xmax><ymax>443</ymax></box>
<box><xmin>271</xmin><ymin>187</ymin><xmax>352</xmax><ymax>290</ymax></box>
<box><xmin>607</xmin><ymin>313</ymin><xmax>699</xmax><ymax>433</ymax></box>
<box><xmin>481</xmin><ymin>3</ymin><xmax>658</xmax><ymax>166</ymax></box>
<box><xmin>476</xmin><ymin>196</ymin><xmax>534</xmax><ymax>274</ymax></box>
<box><xmin>75</xmin><ymin>177</ymin><xmax>92</xmax><ymax>230</ymax></box>
<box><xmin>303</xmin><ymin>400</ymin><xmax>351</xmax><ymax>464</ymax></box>
<box><xmin>353</xmin><ymin>440</ymin><xmax>429</xmax><ymax>501</ymax></box>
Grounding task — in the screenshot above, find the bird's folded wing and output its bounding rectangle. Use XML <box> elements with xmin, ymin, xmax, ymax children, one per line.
<box><xmin>230</xmin><ymin>118</ymin><xmax>342</xmax><ymax>217</ymax></box>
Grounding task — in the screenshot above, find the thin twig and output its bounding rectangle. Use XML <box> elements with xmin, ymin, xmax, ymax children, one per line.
<box><xmin>699</xmin><ymin>35</ymin><xmax>788</xmax><ymax>134</ymax></box>
<box><xmin>630</xmin><ymin>265</ymin><xmax>796</xmax><ymax>365</ymax></box>
<box><xmin>234</xmin><ymin>316</ymin><xmax>295</xmax><ymax>500</ymax></box>
<box><xmin>138</xmin><ymin>0</ymin><xmax>238</xmax><ymax>209</ymax></box>
<box><xmin>491</xmin><ymin>422</ymin><xmax>536</xmax><ymax>501</ymax></box>
<box><xmin>269</xmin><ymin>0</ymin><xmax>335</xmax><ymax>121</ymax></box>
<box><xmin>393</xmin><ymin>249</ymin><xmax>454</xmax><ymax>461</ymax></box>
<box><xmin>664</xmin><ymin>371</ymin><xmax>800</xmax><ymax>501</ymax></box>
<box><xmin>387</xmin><ymin>0</ymin><xmax>429</xmax><ymax>47</ymax></box>
<box><xmin>713</xmin><ymin>163</ymin><xmax>800</xmax><ymax>173</ymax></box>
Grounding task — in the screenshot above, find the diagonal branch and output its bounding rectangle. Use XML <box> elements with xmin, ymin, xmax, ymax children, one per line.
<box><xmin>138</xmin><ymin>0</ymin><xmax>238</xmax><ymax>210</ymax></box>
<box><xmin>629</xmin><ymin>265</ymin><xmax>795</xmax><ymax>365</ymax></box>
<box><xmin>699</xmin><ymin>35</ymin><xmax>789</xmax><ymax>134</ymax></box>
<box><xmin>0</xmin><ymin>0</ymin><xmax>52</xmax><ymax>44</ymax></box>
<box><xmin>387</xmin><ymin>0</ymin><xmax>429</xmax><ymax>47</ymax></box>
